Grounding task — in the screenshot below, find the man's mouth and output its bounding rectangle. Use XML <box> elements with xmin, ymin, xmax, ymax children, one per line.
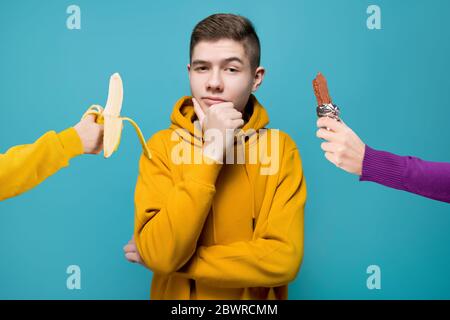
<box><xmin>202</xmin><ymin>97</ymin><xmax>227</xmax><ymax>106</ymax></box>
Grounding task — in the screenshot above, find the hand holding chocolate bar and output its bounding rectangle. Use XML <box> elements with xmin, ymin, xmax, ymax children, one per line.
<box><xmin>313</xmin><ymin>72</ymin><xmax>365</xmax><ymax>176</ymax></box>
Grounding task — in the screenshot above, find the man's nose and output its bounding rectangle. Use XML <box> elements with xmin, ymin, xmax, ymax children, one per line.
<box><xmin>206</xmin><ymin>69</ymin><xmax>223</xmax><ymax>92</ymax></box>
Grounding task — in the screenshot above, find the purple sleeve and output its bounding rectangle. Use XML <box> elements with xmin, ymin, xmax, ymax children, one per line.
<box><xmin>359</xmin><ymin>145</ymin><xmax>450</xmax><ymax>204</ymax></box>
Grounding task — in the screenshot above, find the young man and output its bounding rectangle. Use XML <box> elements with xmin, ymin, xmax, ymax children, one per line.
<box><xmin>129</xmin><ymin>13</ymin><xmax>307</xmax><ymax>299</ymax></box>
<box><xmin>0</xmin><ymin>114</ymin><xmax>103</xmax><ymax>201</ymax></box>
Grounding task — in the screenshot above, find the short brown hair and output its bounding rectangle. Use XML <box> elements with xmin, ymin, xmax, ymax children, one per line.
<box><xmin>190</xmin><ymin>14</ymin><xmax>261</xmax><ymax>71</ymax></box>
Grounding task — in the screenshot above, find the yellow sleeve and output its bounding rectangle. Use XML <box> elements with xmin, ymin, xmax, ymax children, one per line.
<box><xmin>175</xmin><ymin>148</ymin><xmax>307</xmax><ymax>288</ymax></box>
<box><xmin>134</xmin><ymin>134</ymin><xmax>223</xmax><ymax>275</ymax></box>
<box><xmin>0</xmin><ymin>128</ymin><xmax>83</xmax><ymax>201</ymax></box>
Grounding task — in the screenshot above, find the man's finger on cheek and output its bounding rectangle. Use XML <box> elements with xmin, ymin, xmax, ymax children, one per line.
<box><xmin>192</xmin><ymin>97</ymin><xmax>201</xmax><ymax>111</ymax></box>
<box><xmin>192</xmin><ymin>98</ymin><xmax>205</xmax><ymax>124</ymax></box>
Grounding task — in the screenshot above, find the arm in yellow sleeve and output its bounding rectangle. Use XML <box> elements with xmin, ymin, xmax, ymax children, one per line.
<box><xmin>175</xmin><ymin>148</ymin><xmax>307</xmax><ymax>288</ymax></box>
<box><xmin>134</xmin><ymin>135</ymin><xmax>223</xmax><ymax>275</ymax></box>
<box><xmin>0</xmin><ymin>128</ymin><xmax>83</xmax><ymax>201</ymax></box>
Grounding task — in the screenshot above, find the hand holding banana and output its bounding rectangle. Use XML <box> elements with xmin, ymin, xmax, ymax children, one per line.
<box><xmin>81</xmin><ymin>73</ymin><xmax>151</xmax><ymax>159</ymax></box>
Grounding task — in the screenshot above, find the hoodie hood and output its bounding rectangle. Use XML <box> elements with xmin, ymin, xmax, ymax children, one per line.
<box><xmin>169</xmin><ymin>95</ymin><xmax>270</xmax><ymax>146</ymax></box>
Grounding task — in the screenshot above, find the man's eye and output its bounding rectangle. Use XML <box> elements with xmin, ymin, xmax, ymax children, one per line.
<box><xmin>226</xmin><ymin>68</ymin><xmax>238</xmax><ymax>73</ymax></box>
<box><xmin>195</xmin><ymin>66</ymin><xmax>208</xmax><ymax>71</ymax></box>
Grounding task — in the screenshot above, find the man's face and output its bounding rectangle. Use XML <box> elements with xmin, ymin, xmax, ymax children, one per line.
<box><xmin>188</xmin><ymin>39</ymin><xmax>264</xmax><ymax>113</ymax></box>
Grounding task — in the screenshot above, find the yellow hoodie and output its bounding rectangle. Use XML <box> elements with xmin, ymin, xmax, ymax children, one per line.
<box><xmin>134</xmin><ymin>95</ymin><xmax>307</xmax><ymax>300</ymax></box>
<box><xmin>0</xmin><ymin>128</ymin><xmax>83</xmax><ymax>201</ymax></box>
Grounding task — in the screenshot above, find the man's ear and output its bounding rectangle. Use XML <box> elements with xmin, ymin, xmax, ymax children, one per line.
<box><xmin>252</xmin><ymin>67</ymin><xmax>265</xmax><ymax>93</ymax></box>
<box><xmin>187</xmin><ymin>64</ymin><xmax>191</xmax><ymax>72</ymax></box>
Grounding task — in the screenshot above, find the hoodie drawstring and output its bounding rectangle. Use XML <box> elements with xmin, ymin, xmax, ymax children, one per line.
<box><xmin>243</xmin><ymin>163</ymin><xmax>256</xmax><ymax>234</ymax></box>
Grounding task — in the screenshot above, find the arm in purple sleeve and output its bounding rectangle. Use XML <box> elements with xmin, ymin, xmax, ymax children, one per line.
<box><xmin>359</xmin><ymin>145</ymin><xmax>450</xmax><ymax>203</ymax></box>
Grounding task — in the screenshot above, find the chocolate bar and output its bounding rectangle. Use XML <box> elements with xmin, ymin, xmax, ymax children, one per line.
<box><xmin>312</xmin><ymin>72</ymin><xmax>341</xmax><ymax>121</ymax></box>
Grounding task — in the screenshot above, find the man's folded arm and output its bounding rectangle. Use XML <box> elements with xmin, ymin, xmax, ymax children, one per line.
<box><xmin>175</xmin><ymin>148</ymin><xmax>307</xmax><ymax>288</ymax></box>
<box><xmin>134</xmin><ymin>134</ymin><xmax>223</xmax><ymax>275</ymax></box>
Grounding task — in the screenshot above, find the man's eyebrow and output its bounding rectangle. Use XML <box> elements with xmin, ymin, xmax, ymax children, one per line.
<box><xmin>223</xmin><ymin>57</ymin><xmax>244</xmax><ymax>65</ymax></box>
<box><xmin>191</xmin><ymin>60</ymin><xmax>210</xmax><ymax>66</ymax></box>
<box><xmin>191</xmin><ymin>57</ymin><xmax>244</xmax><ymax>66</ymax></box>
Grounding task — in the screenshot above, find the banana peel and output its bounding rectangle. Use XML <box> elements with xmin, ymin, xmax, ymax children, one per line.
<box><xmin>81</xmin><ymin>73</ymin><xmax>151</xmax><ymax>159</ymax></box>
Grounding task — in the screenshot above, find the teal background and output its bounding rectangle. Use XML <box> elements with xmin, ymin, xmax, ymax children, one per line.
<box><xmin>0</xmin><ymin>0</ymin><xmax>449</xmax><ymax>299</ymax></box>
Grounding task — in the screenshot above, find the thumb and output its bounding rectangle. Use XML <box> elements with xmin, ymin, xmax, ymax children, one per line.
<box><xmin>83</xmin><ymin>114</ymin><xmax>96</xmax><ymax>123</ymax></box>
<box><xmin>192</xmin><ymin>97</ymin><xmax>205</xmax><ymax>127</ymax></box>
